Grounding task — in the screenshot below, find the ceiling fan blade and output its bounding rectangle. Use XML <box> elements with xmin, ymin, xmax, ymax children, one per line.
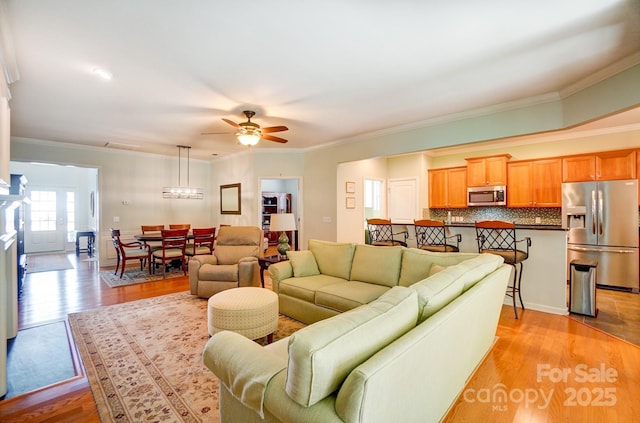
<box><xmin>222</xmin><ymin>118</ymin><xmax>239</xmax><ymax>128</ymax></box>
<box><xmin>262</xmin><ymin>134</ymin><xmax>288</xmax><ymax>143</ymax></box>
<box><xmin>201</xmin><ymin>131</ymin><xmax>232</xmax><ymax>135</ymax></box>
<box><xmin>262</xmin><ymin>125</ymin><xmax>288</xmax><ymax>133</ymax></box>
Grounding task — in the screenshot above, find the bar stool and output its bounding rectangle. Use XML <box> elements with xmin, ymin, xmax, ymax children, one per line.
<box><xmin>366</xmin><ymin>218</ymin><xmax>408</xmax><ymax>247</ymax></box>
<box><xmin>475</xmin><ymin>220</ymin><xmax>531</xmax><ymax>319</ymax></box>
<box><xmin>76</xmin><ymin>230</ymin><xmax>95</xmax><ymax>257</ymax></box>
<box><xmin>414</xmin><ymin>219</ymin><xmax>461</xmax><ymax>252</ymax></box>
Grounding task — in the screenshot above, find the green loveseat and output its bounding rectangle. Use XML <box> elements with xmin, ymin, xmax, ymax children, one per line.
<box><xmin>203</xmin><ymin>241</ymin><xmax>511</xmax><ymax>422</ymax></box>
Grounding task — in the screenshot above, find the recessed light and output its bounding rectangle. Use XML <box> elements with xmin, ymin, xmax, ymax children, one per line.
<box><xmin>93</xmin><ymin>67</ymin><xmax>113</xmax><ymax>80</ymax></box>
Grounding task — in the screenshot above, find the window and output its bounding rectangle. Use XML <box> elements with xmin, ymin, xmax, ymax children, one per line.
<box><xmin>30</xmin><ymin>190</ymin><xmax>57</xmax><ymax>231</ymax></box>
<box><xmin>364</xmin><ymin>179</ymin><xmax>383</xmax><ymax>219</ymax></box>
<box><xmin>66</xmin><ymin>191</ymin><xmax>75</xmax><ymax>242</ymax></box>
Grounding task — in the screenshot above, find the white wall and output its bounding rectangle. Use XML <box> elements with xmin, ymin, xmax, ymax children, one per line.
<box><xmin>211</xmin><ymin>150</ymin><xmax>305</xmax><ymax>220</ymax></box>
<box><xmin>336</xmin><ymin>157</ymin><xmax>387</xmax><ymax>243</ymax></box>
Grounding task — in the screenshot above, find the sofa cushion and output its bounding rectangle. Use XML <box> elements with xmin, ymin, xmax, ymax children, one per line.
<box><xmin>285</xmin><ymin>286</ymin><xmax>418</xmax><ymax>407</ymax></box>
<box><xmin>308</xmin><ymin>240</ymin><xmax>355</xmax><ymax>280</ymax></box>
<box><xmin>410</xmin><ymin>254</ymin><xmax>505</xmax><ymax>321</ymax></box>
<box><xmin>315</xmin><ymin>281</ymin><xmax>390</xmax><ymax>312</ymax></box>
<box><xmin>286</xmin><ymin>250</ymin><xmax>320</xmax><ymax>277</ymax></box>
<box><xmin>398</xmin><ymin>248</ymin><xmax>435</xmax><ymax>287</ymax></box>
<box><xmin>279</xmin><ymin>275</ymin><xmax>346</xmax><ymax>303</ymax></box>
<box><xmin>411</xmin><ymin>268</ymin><xmax>465</xmax><ymax>322</ymax></box>
<box><xmin>350</xmin><ymin>244</ymin><xmax>402</xmax><ymax>287</ymax></box>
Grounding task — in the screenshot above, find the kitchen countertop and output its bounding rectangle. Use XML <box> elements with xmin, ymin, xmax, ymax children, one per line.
<box><xmin>390</xmin><ymin>222</ymin><xmax>566</xmax><ymax>231</ymax></box>
<box><xmin>444</xmin><ymin>222</ymin><xmax>566</xmax><ymax>231</ymax></box>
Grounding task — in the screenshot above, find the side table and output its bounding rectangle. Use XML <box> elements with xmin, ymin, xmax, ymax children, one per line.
<box><xmin>76</xmin><ymin>230</ymin><xmax>95</xmax><ymax>257</ymax></box>
<box><xmin>258</xmin><ymin>255</ymin><xmax>288</xmax><ymax>288</ymax></box>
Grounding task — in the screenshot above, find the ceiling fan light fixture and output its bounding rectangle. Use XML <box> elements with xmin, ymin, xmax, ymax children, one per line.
<box><xmin>236</xmin><ymin>126</ymin><xmax>262</xmax><ymax>146</ymax></box>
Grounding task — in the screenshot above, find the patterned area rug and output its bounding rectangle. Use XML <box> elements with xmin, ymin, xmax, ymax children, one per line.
<box><xmin>68</xmin><ymin>291</ymin><xmax>305</xmax><ymax>422</ymax></box>
<box><xmin>100</xmin><ymin>266</ymin><xmax>186</xmax><ymax>287</ymax></box>
<box><xmin>26</xmin><ymin>254</ymin><xmax>74</xmax><ymax>273</ymax></box>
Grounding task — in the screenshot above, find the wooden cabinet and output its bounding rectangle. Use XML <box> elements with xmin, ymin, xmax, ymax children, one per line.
<box><xmin>507</xmin><ymin>158</ymin><xmax>562</xmax><ymax>207</ymax></box>
<box><xmin>637</xmin><ymin>151</ymin><xmax>640</xmax><ymax>206</ymax></box>
<box><xmin>428</xmin><ymin>166</ymin><xmax>467</xmax><ymax>208</ymax></box>
<box><xmin>562</xmin><ymin>150</ymin><xmax>636</xmax><ymax>182</ymax></box>
<box><xmin>261</xmin><ymin>192</ymin><xmax>292</xmax><ymax>245</ymax></box>
<box><xmin>466</xmin><ymin>154</ymin><xmax>511</xmax><ymax>187</ymax></box>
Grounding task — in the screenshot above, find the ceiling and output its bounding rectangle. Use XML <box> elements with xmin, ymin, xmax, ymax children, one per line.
<box><xmin>3</xmin><ymin>0</ymin><xmax>640</xmax><ymax>160</ymax></box>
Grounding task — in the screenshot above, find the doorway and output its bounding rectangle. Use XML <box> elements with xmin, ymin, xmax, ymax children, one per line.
<box><xmin>25</xmin><ymin>188</ymin><xmax>70</xmax><ymax>253</ymax></box>
<box><xmin>10</xmin><ymin>162</ymin><xmax>99</xmax><ymax>255</ymax></box>
<box><xmin>259</xmin><ymin>177</ymin><xmax>302</xmax><ymax>251</ymax></box>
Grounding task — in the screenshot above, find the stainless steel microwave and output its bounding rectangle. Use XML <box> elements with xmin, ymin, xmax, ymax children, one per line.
<box><xmin>467</xmin><ymin>186</ymin><xmax>506</xmax><ymax>206</ymax></box>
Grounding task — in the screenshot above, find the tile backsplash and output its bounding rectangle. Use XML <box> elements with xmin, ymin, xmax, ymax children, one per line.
<box><xmin>426</xmin><ymin>207</ymin><xmax>562</xmax><ymax>225</ymax></box>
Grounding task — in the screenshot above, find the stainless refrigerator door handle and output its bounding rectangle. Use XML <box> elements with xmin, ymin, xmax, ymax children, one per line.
<box><xmin>598</xmin><ymin>190</ymin><xmax>603</xmax><ymax>235</ymax></box>
<box><xmin>591</xmin><ymin>190</ymin><xmax>596</xmax><ymax>234</ymax></box>
<box><xmin>568</xmin><ymin>246</ymin><xmax>636</xmax><ymax>254</ymax></box>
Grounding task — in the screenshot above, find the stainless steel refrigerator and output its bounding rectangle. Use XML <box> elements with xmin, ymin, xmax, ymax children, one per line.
<box><xmin>562</xmin><ymin>179</ymin><xmax>639</xmax><ymax>292</ymax></box>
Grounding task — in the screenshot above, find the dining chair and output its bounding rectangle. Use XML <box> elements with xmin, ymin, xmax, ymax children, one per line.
<box><xmin>414</xmin><ymin>219</ymin><xmax>461</xmax><ymax>252</ymax></box>
<box><xmin>366</xmin><ymin>218</ymin><xmax>408</xmax><ymax>247</ymax></box>
<box><xmin>151</xmin><ymin>228</ymin><xmax>189</xmax><ymax>279</ymax></box>
<box><xmin>110</xmin><ymin>228</ymin><xmax>151</xmax><ymax>278</ymax></box>
<box><xmin>186</xmin><ymin>227</ymin><xmax>216</xmax><ymax>258</ymax></box>
<box><xmin>141</xmin><ymin>224</ymin><xmax>164</xmax><ymax>252</ymax></box>
<box><xmin>475</xmin><ymin>220</ymin><xmax>532</xmax><ymax>319</ymax></box>
<box><xmin>169</xmin><ymin>224</ymin><xmax>191</xmax><ymax>230</ymax></box>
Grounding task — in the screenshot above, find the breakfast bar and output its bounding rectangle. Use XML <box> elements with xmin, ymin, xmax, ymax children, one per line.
<box><xmin>395</xmin><ymin>222</ymin><xmax>569</xmax><ymax>315</ymax></box>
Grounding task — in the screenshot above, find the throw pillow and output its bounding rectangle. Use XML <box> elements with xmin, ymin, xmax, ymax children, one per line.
<box><xmin>285</xmin><ymin>286</ymin><xmax>418</xmax><ymax>407</ymax></box>
<box><xmin>308</xmin><ymin>239</ymin><xmax>356</xmax><ymax>280</ymax></box>
<box><xmin>286</xmin><ymin>250</ymin><xmax>320</xmax><ymax>277</ymax></box>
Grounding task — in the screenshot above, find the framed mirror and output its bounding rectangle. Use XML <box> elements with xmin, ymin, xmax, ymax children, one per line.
<box><xmin>220</xmin><ymin>183</ymin><xmax>241</xmax><ymax>214</ymax></box>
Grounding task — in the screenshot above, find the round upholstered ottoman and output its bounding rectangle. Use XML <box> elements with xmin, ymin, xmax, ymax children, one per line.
<box><xmin>207</xmin><ymin>287</ymin><xmax>279</xmax><ymax>342</ymax></box>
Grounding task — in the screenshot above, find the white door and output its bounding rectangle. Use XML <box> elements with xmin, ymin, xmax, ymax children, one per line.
<box><xmin>388</xmin><ymin>178</ymin><xmax>417</xmax><ymax>224</ymax></box>
<box><xmin>24</xmin><ymin>189</ymin><xmax>66</xmax><ymax>253</ymax></box>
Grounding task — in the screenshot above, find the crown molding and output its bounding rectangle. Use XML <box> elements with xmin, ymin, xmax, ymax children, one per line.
<box><xmin>559</xmin><ymin>53</ymin><xmax>640</xmax><ymax>99</ymax></box>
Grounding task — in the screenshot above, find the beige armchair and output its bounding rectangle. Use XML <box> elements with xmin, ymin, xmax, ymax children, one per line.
<box><xmin>189</xmin><ymin>226</ymin><xmax>264</xmax><ymax>298</ymax></box>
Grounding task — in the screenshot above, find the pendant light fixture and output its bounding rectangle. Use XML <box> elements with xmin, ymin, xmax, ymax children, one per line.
<box><xmin>162</xmin><ymin>145</ymin><xmax>204</xmax><ymax>199</ymax></box>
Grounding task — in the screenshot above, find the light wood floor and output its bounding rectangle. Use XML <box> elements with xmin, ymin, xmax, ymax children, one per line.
<box><xmin>1</xmin><ymin>252</ymin><xmax>639</xmax><ymax>422</ymax></box>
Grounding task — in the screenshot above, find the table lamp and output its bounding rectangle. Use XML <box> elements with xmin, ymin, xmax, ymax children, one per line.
<box><xmin>269</xmin><ymin>213</ymin><xmax>296</xmax><ymax>257</ymax></box>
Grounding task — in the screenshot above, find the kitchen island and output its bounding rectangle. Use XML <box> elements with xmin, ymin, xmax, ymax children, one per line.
<box><xmin>394</xmin><ymin>222</ymin><xmax>569</xmax><ymax>315</ymax></box>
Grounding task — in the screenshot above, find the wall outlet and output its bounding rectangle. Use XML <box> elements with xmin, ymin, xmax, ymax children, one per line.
<box><xmin>113</xmin><ymin>216</ymin><xmax>120</xmax><ymax>223</ymax></box>
<box><xmin>535</xmin><ymin>217</ymin><xmax>541</xmax><ymax>224</ymax></box>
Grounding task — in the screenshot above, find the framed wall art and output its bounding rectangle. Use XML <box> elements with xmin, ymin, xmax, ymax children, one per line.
<box><xmin>346</xmin><ymin>181</ymin><xmax>356</xmax><ymax>193</ymax></box>
<box><xmin>220</xmin><ymin>183</ymin><xmax>241</xmax><ymax>214</ymax></box>
<box><xmin>346</xmin><ymin>197</ymin><xmax>356</xmax><ymax>209</ymax></box>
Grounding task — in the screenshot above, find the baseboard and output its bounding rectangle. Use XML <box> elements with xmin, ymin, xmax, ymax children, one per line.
<box><xmin>502</xmin><ymin>297</ymin><xmax>568</xmax><ymax>315</ymax></box>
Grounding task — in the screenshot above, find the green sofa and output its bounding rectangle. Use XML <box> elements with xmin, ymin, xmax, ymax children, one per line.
<box><xmin>203</xmin><ymin>241</ymin><xmax>511</xmax><ymax>422</ymax></box>
<box><xmin>270</xmin><ymin>239</ymin><xmax>497</xmax><ymax>324</ymax></box>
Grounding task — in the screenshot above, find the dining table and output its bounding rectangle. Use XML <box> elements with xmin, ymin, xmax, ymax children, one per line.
<box><xmin>133</xmin><ymin>232</ymin><xmax>195</xmax><ymax>242</ymax></box>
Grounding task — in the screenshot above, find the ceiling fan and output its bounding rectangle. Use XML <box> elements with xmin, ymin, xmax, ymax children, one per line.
<box><xmin>202</xmin><ymin>110</ymin><xmax>288</xmax><ymax>146</ymax></box>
